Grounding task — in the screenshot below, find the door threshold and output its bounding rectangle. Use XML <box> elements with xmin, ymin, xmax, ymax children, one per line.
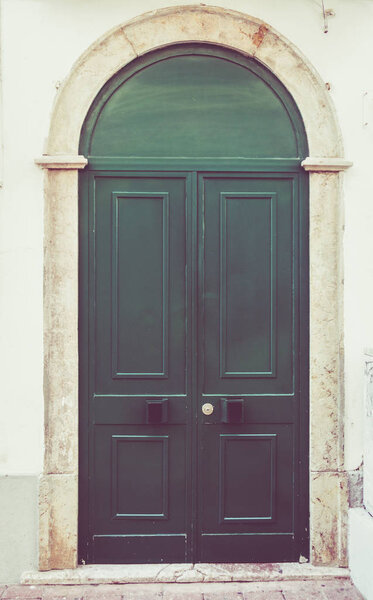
<box><xmin>21</xmin><ymin>563</ymin><xmax>350</xmax><ymax>585</ymax></box>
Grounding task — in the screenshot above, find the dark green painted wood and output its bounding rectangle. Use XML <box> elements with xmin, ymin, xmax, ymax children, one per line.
<box><xmin>80</xmin><ymin>45</ymin><xmax>307</xmax><ymax>160</ymax></box>
<box><xmin>87</xmin><ymin>157</ymin><xmax>302</xmax><ymax>172</ymax></box>
<box><xmin>79</xmin><ymin>44</ymin><xmax>309</xmax><ymax>565</ymax></box>
<box><xmin>81</xmin><ymin>173</ymin><xmax>192</xmax><ymax>563</ymax></box>
<box><xmin>90</xmin><ymin>53</ymin><xmax>297</xmax><ymax>157</ymax></box>
<box><xmin>197</xmin><ymin>172</ymin><xmax>304</xmax><ymax>562</ymax></box>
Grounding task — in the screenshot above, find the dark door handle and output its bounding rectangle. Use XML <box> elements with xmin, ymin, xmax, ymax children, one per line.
<box><xmin>146</xmin><ymin>398</ymin><xmax>168</xmax><ymax>424</ymax></box>
<box><xmin>221</xmin><ymin>398</ymin><xmax>244</xmax><ymax>423</ymax></box>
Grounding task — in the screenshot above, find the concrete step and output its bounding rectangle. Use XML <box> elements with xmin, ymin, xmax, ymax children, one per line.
<box><xmin>0</xmin><ymin>579</ymin><xmax>364</xmax><ymax>600</ymax></box>
<box><xmin>21</xmin><ymin>564</ymin><xmax>351</xmax><ymax>585</ymax></box>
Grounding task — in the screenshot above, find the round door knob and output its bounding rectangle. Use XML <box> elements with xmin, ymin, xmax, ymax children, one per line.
<box><xmin>202</xmin><ymin>402</ymin><xmax>214</xmax><ymax>416</ymax></box>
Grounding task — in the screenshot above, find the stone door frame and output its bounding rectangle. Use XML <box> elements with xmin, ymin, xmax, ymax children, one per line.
<box><xmin>36</xmin><ymin>5</ymin><xmax>352</xmax><ymax>570</ymax></box>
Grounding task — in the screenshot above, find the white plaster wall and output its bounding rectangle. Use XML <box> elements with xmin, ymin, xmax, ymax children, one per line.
<box><xmin>0</xmin><ymin>0</ymin><xmax>372</xmax><ymax>478</ymax></box>
<box><xmin>349</xmin><ymin>508</ymin><xmax>373</xmax><ymax>599</ymax></box>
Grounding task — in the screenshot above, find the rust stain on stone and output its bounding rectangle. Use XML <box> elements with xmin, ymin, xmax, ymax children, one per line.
<box><xmin>253</xmin><ymin>25</ymin><xmax>268</xmax><ymax>48</ymax></box>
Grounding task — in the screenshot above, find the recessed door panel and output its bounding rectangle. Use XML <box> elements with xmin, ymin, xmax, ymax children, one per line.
<box><xmin>111</xmin><ymin>435</ymin><xmax>169</xmax><ymax>520</ymax></box>
<box><xmin>93</xmin><ymin>426</ymin><xmax>186</xmax><ymax>535</ymax></box>
<box><xmin>93</xmin><ymin>175</ymin><xmax>188</xmax><ymax>396</ymax></box>
<box><xmin>200</xmin><ymin>424</ymin><xmax>293</xmax><ymax>532</ymax></box>
<box><xmin>112</xmin><ymin>192</ymin><xmax>169</xmax><ymax>379</ymax></box>
<box><xmin>91</xmin><ymin>424</ymin><xmax>187</xmax><ymax>562</ymax></box>
<box><xmin>220</xmin><ymin>192</ymin><xmax>277</xmax><ymax>378</ymax></box>
<box><xmin>201</xmin><ymin>174</ymin><xmax>295</xmax><ymax>396</ymax></box>
<box><xmin>219</xmin><ymin>434</ymin><xmax>277</xmax><ymax>523</ymax></box>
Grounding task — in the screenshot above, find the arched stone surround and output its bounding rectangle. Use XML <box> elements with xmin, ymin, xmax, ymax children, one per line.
<box><xmin>37</xmin><ymin>5</ymin><xmax>351</xmax><ymax>570</ymax></box>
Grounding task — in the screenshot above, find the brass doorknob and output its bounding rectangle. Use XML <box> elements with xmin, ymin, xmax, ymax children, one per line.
<box><xmin>202</xmin><ymin>402</ymin><xmax>214</xmax><ymax>416</ymax></box>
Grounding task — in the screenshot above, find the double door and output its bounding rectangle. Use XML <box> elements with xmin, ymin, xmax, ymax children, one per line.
<box><xmin>79</xmin><ymin>168</ymin><xmax>308</xmax><ymax>564</ymax></box>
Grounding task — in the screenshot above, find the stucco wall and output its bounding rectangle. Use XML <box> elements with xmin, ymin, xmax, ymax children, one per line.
<box><xmin>0</xmin><ymin>477</ymin><xmax>38</xmax><ymax>583</ymax></box>
<box><xmin>0</xmin><ymin>0</ymin><xmax>372</xmax><ymax>582</ymax></box>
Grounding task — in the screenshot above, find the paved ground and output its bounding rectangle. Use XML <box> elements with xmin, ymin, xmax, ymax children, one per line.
<box><xmin>0</xmin><ymin>579</ymin><xmax>364</xmax><ymax>599</ymax></box>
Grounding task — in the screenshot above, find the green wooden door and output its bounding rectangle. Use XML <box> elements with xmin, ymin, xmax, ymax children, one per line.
<box><xmin>79</xmin><ymin>46</ymin><xmax>309</xmax><ymax>564</ymax></box>
<box><xmin>198</xmin><ymin>172</ymin><xmax>307</xmax><ymax>561</ymax></box>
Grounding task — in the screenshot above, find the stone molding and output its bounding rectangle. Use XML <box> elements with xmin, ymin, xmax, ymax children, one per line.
<box><xmin>41</xmin><ymin>4</ymin><xmax>349</xmax><ymax>571</ymax></box>
<box><xmin>35</xmin><ymin>155</ymin><xmax>88</xmax><ymax>170</ymax></box>
<box><xmin>46</xmin><ymin>5</ymin><xmax>344</xmax><ymax>158</ymax></box>
<box><xmin>34</xmin><ymin>155</ymin><xmax>355</xmax><ymax>174</ymax></box>
<box><xmin>21</xmin><ymin>563</ymin><xmax>350</xmax><ymax>585</ymax></box>
<box><xmin>35</xmin><ymin>155</ymin><xmax>355</xmax><ymax>173</ymax></box>
<box><xmin>302</xmin><ymin>157</ymin><xmax>353</xmax><ymax>172</ymax></box>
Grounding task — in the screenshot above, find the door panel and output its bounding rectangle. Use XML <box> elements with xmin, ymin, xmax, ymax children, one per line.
<box><xmin>220</xmin><ymin>192</ymin><xmax>277</xmax><ymax>378</ymax></box>
<box><xmin>199</xmin><ymin>426</ymin><xmax>295</xmax><ymax>562</ymax></box>
<box><xmin>94</xmin><ymin>175</ymin><xmax>188</xmax><ymax>396</ymax></box>
<box><xmin>82</xmin><ymin>173</ymin><xmax>192</xmax><ymax>563</ymax></box>
<box><xmin>198</xmin><ymin>173</ymin><xmax>300</xmax><ymax>562</ymax></box>
<box><xmin>92</xmin><ymin>425</ymin><xmax>187</xmax><ymax>562</ymax></box>
<box><xmin>94</xmin><ymin>428</ymin><xmax>184</xmax><ymax>531</ymax></box>
<box><xmin>200</xmin><ymin>425</ymin><xmax>293</xmax><ymax>528</ymax></box>
<box><xmin>111</xmin><ymin>191</ymin><xmax>169</xmax><ymax>379</ymax></box>
<box><xmin>200</xmin><ymin>174</ymin><xmax>295</xmax><ymax>396</ymax></box>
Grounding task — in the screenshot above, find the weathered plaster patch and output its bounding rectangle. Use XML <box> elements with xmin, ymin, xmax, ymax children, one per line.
<box><xmin>348</xmin><ymin>468</ymin><xmax>363</xmax><ymax>508</ymax></box>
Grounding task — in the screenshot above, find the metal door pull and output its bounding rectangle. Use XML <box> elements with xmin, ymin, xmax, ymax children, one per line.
<box><xmin>146</xmin><ymin>398</ymin><xmax>168</xmax><ymax>423</ymax></box>
<box><xmin>221</xmin><ymin>398</ymin><xmax>244</xmax><ymax>423</ymax></box>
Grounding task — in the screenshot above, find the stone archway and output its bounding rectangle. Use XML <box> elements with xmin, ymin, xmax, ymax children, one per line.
<box><xmin>35</xmin><ymin>5</ymin><xmax>352</xmax><ymax>571</ymax></box>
